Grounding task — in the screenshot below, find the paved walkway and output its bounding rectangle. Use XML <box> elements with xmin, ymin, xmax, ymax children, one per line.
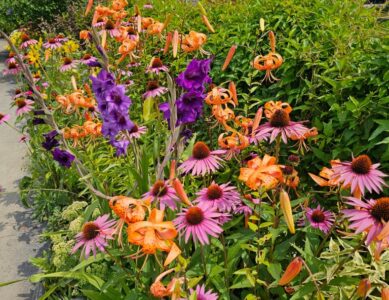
<box><xmin>0</xmin><ymin>39</ymin><xmax>42</xmax><ymax>299</ymax></box>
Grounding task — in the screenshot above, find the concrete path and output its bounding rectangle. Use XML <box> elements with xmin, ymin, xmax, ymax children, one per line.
<box><xmin>0</xmin><ymin>39</ymin><xmax>42</xmax><ymax>299</ymax></box>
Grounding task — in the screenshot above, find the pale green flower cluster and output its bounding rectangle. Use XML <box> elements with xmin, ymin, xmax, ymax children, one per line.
<box><xmin>68</xmin><ymin>216</ymin><xmax>84</xmax><ymax>235</ymax></box>
<box><xmin>51</xmin><ymin>235</ymin><xmax>75</xmax><ymax>269</ymax></box>
<box><xmin>61</xmin><ymin>201</ymin><xmax>88</xmax><ymax>222</ymax></box>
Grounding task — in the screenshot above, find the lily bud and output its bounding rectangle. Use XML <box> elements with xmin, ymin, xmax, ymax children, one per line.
<box><xmin>172</xmin><ymin>178</ymin><xmax>192</xmax><ymax>206</ymax></box>
<box><xmin>222</xmin><ymin>45</ymin><xmax>237</xmax><ymax>71</ymax></box>
<box><xmin>228</xmin><ymin>81</ymin><xmax>238</xmax><ymax>105</ymax></box>
<box><xmin>201</xmin><ymin>15</ymin><xmax>215</xmax><ymax>33</ymax></box>
<box><xmin>260</xmin><ymin>18</ymin><xmax>265</xmax><ymax>32</ymax></box>
<box><xmin>252</xmin><ymin>107</ymin><xmax>263</xmax><ymax>136</ymax></box>
<box><xmin>71</xmin><ymin>76</ymin><xmax>78</xmax><ymax>91</ymax></box>
<box><xmin>164</xmin><ymin>32</ymin><xmax>172</xmax><ymax>55</ymax></box>
<box><xmin>197</xmin><ymin>2</ymin><xmax>207</xmax><ymax>16</ymax></box>
<box><xmin>269</xmin><ymin>31</ymin><xmax>276</xmax><ymax>53</ymax></box>
<box><xmin>85</xmin><ymin>0</ymin><xmax>94</xmax><ymax>16</ymax></box>
<box><xmin>169</xmin><ymin>160</ymin><xmax>176</xmax><ymax>180</ymax></box>
<box><xmin>172</xmin><ymin>30</ymin><xmax>179</xmax><ymax>58</ymax></box>
<box><xmin>279</xmin><ymin>257</ymin><xmax>303</xmax><ymax>286</ymax></box>
<box><xmin>357</xmin><ymin>279</ymin><xmax>371</xmax><ymax>298</ymax></box>
<box><xmin>382</xmin><ymin>287</ymin><xmax>389</xmax><ymax>300</ymax></box>
<box><xmin>280</xmin><ymin>189</ymin><xmax>295</xmax><ymax>234</ymax></box>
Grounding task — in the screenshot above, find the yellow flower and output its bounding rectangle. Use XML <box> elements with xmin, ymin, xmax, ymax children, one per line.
<box><xmin>62</xmin><ymin>40</ymin><xmax>79</xmax><ymax>54</ymax></box>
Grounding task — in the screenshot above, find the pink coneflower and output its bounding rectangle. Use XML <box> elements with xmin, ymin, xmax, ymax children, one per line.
<box><xmin>15</xmin><ymin>99</ymin><xmax>34</xmax><ymax>115</ymax></box>
<box><xmin>128</xmin><ymin>124</ymin><xmax>147</xmax><ymax>139</ymax></box>
<box><xmin>60</xmin><ymin>57</ymin><xmax>78</xmax><ymax>72</ymax></box>
<box><xmin>189</xmin><ymin>284</ymin><xmax>218</xmax><ymax>300</ymax></box>
<box><xmin>71</xmin><ymin>214</ymin><xmax>116</xmax><ymax>258</ymax></box>
<box><xmin>234</xmin><ymin>203</ymin><xmax>253</xmax><ymax>217</ymax></box>
<box><xmin>55</xmin><ymin>34</ymin><xmax>68</xmax><ymax>43</ymax></box>
<box><xmin>254</xmin><ymin>109</ymin><xmax>310</xmax><ymax>144</ymax></box>
<box><xmin>174</xmin><ymin>202</ymin><xmax>223</xmax><ymax>245</ymax></box>
<box><xmin>103</xmin><ymin>20</ymin><xmax>120</xmax><ymax>38</ymax></box>
<box><xmin>146</xmin><ymin>57</ymin><xmax>169</xmax><ymax>74</ymax></box>
<box><xmin>13</xmin><ymin>89</ymin><xmax>25</xmax><ymax>99</ymax></box>
<box><xmin>0</xmin><ymin>113</ymin><xmax>10</xmax><ymax>124</ymax></box>
<box><xmin>143</xmin><ymin>180</ymin><xmax>179</xmax><ymax>210</ymax></box>
<box><xmin>3</xmin><ymin>62</ymin><xmax>21</xmax><ymax>76</ymax></box>
<box><xmin>343</xmin><ymin>197</ymin><xmax>389</xmax><ymax>245</ymax></box>
<box><xmin>195</xmin><ymin>182</ymin><xmax>241</xmax><ymax>212</ymax></box>
<box><xmin>43</xmin><ymin>38</ymin><xmax>62</xmax><ymax>49</ymax></box>
<box><xmin>19</xmin><ymin>134</ymin><xmax>29</xmax><ymax>143</ymax></box>
<box><xmin>179</xmin><ymin>142</ymin><xmax>225</xmax><ymax>176</ymax></box>
<box><xmin>126</xmin><ymin>27</ymin><xmax>139</xmax><ymax>41</ymax></box>
<box><xmin>331</xmin><ymin>155</ymin><xmax>387</xmax><ymax>196</ymax></box>
<box><xmin>80</xmin><ymin>53</ymin><xmax>98</xmax><ymax>66</ymax></box>
<box><xmin>306</xmin><ymin>205</ymin><xmax>334</xmax><ymax>234</ymax></box>
<box><xmin>20</xmin><ymin>33</ymin><xmax>38</xmax><ymax>49</ymax></box>
<box><xmin>142</xmin><ymin>80</ymin><xmax>168</xmax><ymax>99</ymax></box>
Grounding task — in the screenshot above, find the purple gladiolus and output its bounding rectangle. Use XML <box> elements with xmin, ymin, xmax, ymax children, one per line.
<box><xmin>176</xmin><ymin>58</ymin><xmax>212</xmax><ymax>92</ymax></box>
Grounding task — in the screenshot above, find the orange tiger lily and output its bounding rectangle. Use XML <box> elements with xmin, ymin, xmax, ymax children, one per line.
<box><xmin>218</xmin><ymin>132</ymin><xmax>249</xmax><ymax>160</ymax></box>
<box><xmin>290</xmin><ymin>127</ymin><xmax>318</xmax><ymax>153</ymax></box>
<box><xmin>239</xmin><ymin>154</ymin><xmax>282</xmax><ymax>190</ymax></box>
<box><xmin>264</xmin><ymin>101</ymin><xmax>292</xmax><ymax>119</ymax></box>
<box><xmin>150</xmin><ymin>268</ymin><xmax>184</xmax><ymax>299</ymax></box>
<box><xmin>253</xmin><ymin>31</ymin><xmax>283</xmax><ymax>82</ymax></box>
<box><xmin>308</xmin><ymin>163</ymin><xmax>340</xmax><ymax>188</ymax></box>
<box><xmin>127</xmin><ymin>208</ymin><xmax>181</xmax><ymax>266</ymax></box>
<box><xmin>117</xmin><ymin>38</ymin><xmax>138</xmax><ymax>63</ymax></box>
<box><xmin>181</xmin><ymin>31</ymin><xmax>207</xmax><ymax>53</ymax></box>
<box><xmin>147</xmin><ymin>22</ymin><xmax>164</xmax><ymax>37</ymax></box>
<box><xmin>111</xmin><ymin>0</ymin><xmax>128</xmax><ymax>11</ymax></box>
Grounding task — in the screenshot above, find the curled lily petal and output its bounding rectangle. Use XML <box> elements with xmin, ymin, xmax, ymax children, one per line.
<box><xmin>357</xmin><ymin>279</ymin><xmax>371</xmax><ymax>298</ymax></box>
<box><xmin>164</xmin><ymin>243</ymin><xmax>181</xmax><ymax>266</ymax></box>
<box><xmin>172</xmin><ymin>178</ymin><xmax>192</xmax><ymax>206</ymax></box>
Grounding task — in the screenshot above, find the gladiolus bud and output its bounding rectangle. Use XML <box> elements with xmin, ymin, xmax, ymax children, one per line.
<box><xmin>382</xmin><ymin>287</ymin><xmax>389</xmax><ymax>300</ymax></box>
<box><xmin>201</xmin><ymin>15</ymin><xmax>215</xmax><ymax>33</ymax></box>
<box><xmin>260</xmin><ymin>18</ymin><xmax>265</xmax><ymax>32</ymax></box>
<box><xmin>172</xmin><ymin>30</ymin><xmax>179</xmax><ymax>58</ymax></box>
<box><xmin>280</xmin><ymin>189</ymin><xmax>295</xmax><ymax>234</ymax></box>
<box><xmin>222</xmin><ymin>45</ymin><xmax>237</xmax><ymax>71</ymax></box>
<box><xmin>164</xmin><ymin>32</ymin><xmax>172</xmax><ymax>55</ymax></box>
<box><xmin>357</xmin><ymin>279</ymin><xmax>371</xmax><ymax>298</ymax></box>
<box><xmin>279</xmin><ymin>257</ymin><xmax>303</xmax><ymax>286</ymax></box>
<box><xmin>172</xmin><ymin>178</ymin><xmax>192</xmax><ymax>206</ymax></box>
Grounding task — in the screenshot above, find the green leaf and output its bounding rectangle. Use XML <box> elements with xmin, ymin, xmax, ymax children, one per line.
<box><xmin>0</xmin><ymin>279</ymin><xmax>25</xmax><ymax>287</ymax></box>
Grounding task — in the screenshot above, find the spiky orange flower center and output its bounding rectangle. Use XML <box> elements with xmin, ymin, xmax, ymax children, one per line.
<box><xmin>83</xmin><ymin>54</ymin><xmax>92</xmax><ymax>60</ymax></box>
<box><xmin>48</xmin><ymin>38</ymin><xmax>56</xmax><ymax>44</ymax></box>
<box><xmin>206</xmin><ymin>184</ymin><xmax>223</xmax><ymax>200</ymax></box>
<box><xmin>185</xmin><ymin>207</ymin><xmax>204</xmax><ymax>225</ymax></box>
<box><xmin>129</xmin><ymin>124</ymin><xmax>139</xmax><ymax>133</ymax></box>
<box><xmin>270</xmin><ymin>109</ymin><xmax>290</xmax><ymax>127</ymax></box>
<box><xmin>151</xmin><ymin>58</ymin><xmax>163</xmax><ymax>68</ymax></box>
<box><xmin>105</xmin><ymin>20</ymin><xmax>115</xmax><ymax>30</ymax></box>
<box><xmin>311</xmin><ymin>210</ymin><xmax>325</xmax><ymax>223</ymax></box>
<box><xmin>371</xmin><ymin>197</ymin><xmax>389</xmax><ymax>222</ymax></box>
<box><xmin>15</xmin><ymin>89</ymin><xmax>22</xmax><ymax>95</ymax></box>
<box><xmin>146</xmin><ymin>80</ymin><xmax>159</xmax><ymax>91</ymax></box>
<box><xmin>192</xmin><ymin>142</ymin><xmax>211</xmax><ymax>159</ymax></box>
<box><xmin>15</xmin><ymin>99</ymin><xmax>26</xmax><ymax>108</ymax></box>
<box><xmin>82</xmin><ymin>222</ymin><xmax>100</xmax><ymax>240</ymax></box>
<box><xmin>63</xmin><ymin>57</ymin><xmax>72</xmax><ymax>65</ymax></box>
<box><xmin>351</xmin><ymin>155</ymin><xmax>372</xmax><ymax>175</ymax></box>
<box><xmin>151</xmin><ymin>180</ymin><xmax>168</xmax><ymax>197</ymax></box>
<box><xmin>21</xmin><ymin>33</ymin><xmax>30</xmax><ymax>42</ymax></box>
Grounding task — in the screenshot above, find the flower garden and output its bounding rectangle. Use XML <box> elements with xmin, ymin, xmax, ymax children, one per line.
<box><xmin>1</xmin><ymin>0</ymin><xmax>388</xmax><ymax>299</ymax></box>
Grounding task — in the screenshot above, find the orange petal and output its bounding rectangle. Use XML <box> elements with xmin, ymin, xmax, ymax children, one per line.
<box><xmin>222</xmin><ymin>45</ymin><xmax>237</xmax><ymax>71</ymax></box>
<box><xmin>169</xmin><ymin>160</ymin><xmax>176</xmax><ymax>180</ymax></box>
<box><xmin>85</xmin><ymin>0</ymin><xmax>94</xmax><ymax>16</ymax></box>
<box><xmin>308</xmin><ymin>173</ymin><xmax>329</xmax><ymax>187</ymax></box>
<box><xmin>201</xmin><ymin>15</ymin><xmax>215</xmax><ymax>33</ymax></box>
<box><xmin>252</xmin><ymin>107</ymin><xmax>263</xmax><ymax>135</ymax></box>
<box><xmin>377</xmin><ymin>221</ymin><xmax>389</xmax><ymax>241</ymax></box>
<box><xmin>382</xmin><ymin>287</ymin><xmax>389</xmax><ymax>300</ymax></box>
<box><xmin>172</xmin><ymin>178</ymin><xmax>192</xmax><ymax>206</ymax></box>
<box><xmin>280</xmin><ymin>189</ymin><xmax>295</xmax><ymax>234</ymax></box>
<box><xmin>172</xmin><ymin>30</ymin><xmax>179</xmax><ymax>58</ymax></box>
<box><xmin>228</xmin><ymin>81</ymin><xmax>238</xmax><ymax>105</ymax></box>
<box><xmin>279</xmin><ymin>257</ymin><xmax>303</xmax><ymax>285</ymax></box>
<box><xmin>164</xmin><ymin>243</ymin><xmax>181</xmax><ymax>266</ymax></box>
<box><xmin>71</xmin><ymin>76</ymin><xmax>78</xmax><ymax>91</ymax></box>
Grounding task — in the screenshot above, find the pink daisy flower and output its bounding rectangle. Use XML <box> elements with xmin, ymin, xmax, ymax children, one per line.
<box><xmin>20</xmin><ymin>33</ymin><xmax>38</xmax><ymax>49</ymax></box>
<box><xmin>60</xmin><ymin>57</ymin><xmax>78</xmax><ymax>72</ymax></box>
<box><xmin>331</xmin><ymin>155</ymin><xmax>387</xmax><ymax>196</ymax></box>
<box><xmin>195</xmin><ymin>182</ymin><xmax>241</xmax><ymax>212</ymax></box>
<box><xmin>5</xmin><ymin>53</ymin><xmax>20</xmax><ymax>65</ymax></box>
<box><xmin>15</xmin><ymin>99</ymin><xmax>34</xmax><ymax>115</ymax></box>
<box><xmin>343</xmin><ymin>197</ymin><xmax>389</xmax><ymax>245</ymax></box>
<box><xmin>306</xmin><ymin>205</ymin><xmax>334</xmax><ymax>234</ymax></box>
<box><xmin>254</xmin><ymin>109</ymin><xmax>310</xmax><ymax>144</ymax></box>
<box><xmin>146</xmin><ymin>57</ymin><xmax>169</xmax><ymax>74</ymax></box>
<box><xmin>189</xmin><ymin>284</ymin><xmax>218</xmax><ymax>300</ymax></box>
<box><xmin>179</xmin><ymin>142</ymin><xmax>225</xmax><ymax>176</ymax></box>
<box><xmin>174</xmin><ymin>202</ymin><xmax>223</xmax><ymax>245</ymax></box>
<box><xmin>143</xmin><ymin>180</ymin><xmax>179</xmax><ymax>210</ymax></box>
<box><xmin>142</xmin><ymin>80</ymin><xmax>168</xmax><ymax>99</ymax></box>
<box><xmin>0</xmin><ymin>113</ymin><xmax>10</xmax><ymax>125</ymax></box>
<box><xmin>102</xmin><ymin>20</ymin><xmax>121</xmax><ymax>38</ymax></box>
<box><xmin>3</xmin><ymin>62</ymin><xmax>21</xmax><ymax>76</ymax></box>
<box><xmin>128</xmin><ymin>124</ymin><xmax>147</xmax><ymax>139</ymax></box>
<box><xmin>43</xmin><ymin>38</ymin><xmax>62</xmax><ymax>49</ymax></box>
<box><xmin>80</xmin><ymin>53</ymin><xmax>99</xmax><ymax>66</ymax></box>
<box><xmin>93</xmin><ymin>17</ymin><xmax>106</xmax><ymax>28</ymax></box>
<box><xmin>71</xmin><ymin>214</ymin><xmax>116</xmax><ymax>258</ymax></box>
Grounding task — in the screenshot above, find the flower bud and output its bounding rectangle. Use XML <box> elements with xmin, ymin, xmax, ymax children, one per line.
<box><xmin>172</xmin><ymin>178</ymin><xmax>192</xmax><ymax>206</ymax></box>
<box><xmin>357</xmin><ymin>279</ymin><xmax>371</xmax><ymax>298</ymax></box>
<box><xmin>279</xmin><ymin>257</ymin><xmax>303</xmax><ymax>286</ymax></box>
<box><xmin>201</xmin><ymin>15</ymin><xmax>215</xmax><ymax>33</ymax></box>
<box><xmin>221</xmin><ymin>45</ymin><xmax>237</xmax><ymax>71</ymax></box>
<box><xmin>280</xmin><ymin>189</ymin><xmax>295</xmax><ymax>234</ymax></box>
